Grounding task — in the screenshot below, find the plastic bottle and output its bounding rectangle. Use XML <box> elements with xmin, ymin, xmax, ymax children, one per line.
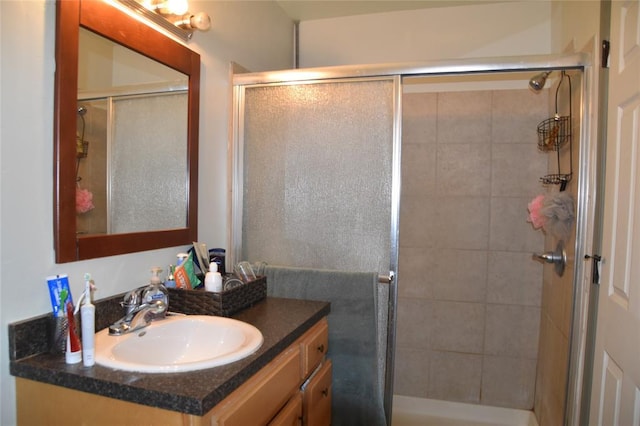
<box><xmin>165</xmin><ymin>265</ymin><xmax>176</xmax><ymax>289</ymax></box>
<box><xmin>176</xmin><ymin>253</ymin><xmax>188</xmax><ymax>267</ymax></box>
<box><xmin>204</xmin><ymin>262</ymin><xmax>223</xmax><ymax>292</ymax></box>
<box><xmin>80</xmin><ymin>273</ymin><xmax>95</xmax><ymax>367</ymax></box>
<box><xmin>142</xmin><ymin>267</ymin><xmax>168</xmax><ymax>318</ymax></box>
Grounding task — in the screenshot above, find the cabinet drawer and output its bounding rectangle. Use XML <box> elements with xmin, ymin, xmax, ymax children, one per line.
<box><xmin>209</xmin><ymin>346</ymin><xmax>302</xmax><ymax>426</ymax></box>
<box><xmin>269</xmin><ymin>392</ymin><xmax>302</xmax><ymax>426</ymax></box>
<box><xmin>300</xmin><ymin>318</ymin><xmax>329</xmax><ymax>377</ymax></box>
<box><xmin>303</xmin><ymin>360</ymin><xmax>332</xmax><ymax>426</ymax></box>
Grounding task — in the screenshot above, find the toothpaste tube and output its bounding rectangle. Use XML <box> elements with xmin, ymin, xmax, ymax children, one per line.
<box><xmin>47</xmin><ymin>275</ymin><xmax>73</xmax><ymax>317</ymax></box>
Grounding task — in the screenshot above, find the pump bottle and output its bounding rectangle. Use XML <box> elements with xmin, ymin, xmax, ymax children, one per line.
<box><xmin>204</xmin><ymin>262</ymin><xmax>223</xmax><ymax>292</ymax></box>
<box><xmin>142</xmin><ymin>267</ymin><xmax>168</xmax><ymax>319</ymax></box>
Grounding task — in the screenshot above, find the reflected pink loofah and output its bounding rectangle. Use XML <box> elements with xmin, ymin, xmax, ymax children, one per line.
<box><xmin>76</xmin><ymin>187</ymin><xmax>95</xmax><ymax>214</ymax></box>
<box><xmin>527</xmin><ymin>194</ymin><xmax>546</xmax><ymax>229</ymax></box>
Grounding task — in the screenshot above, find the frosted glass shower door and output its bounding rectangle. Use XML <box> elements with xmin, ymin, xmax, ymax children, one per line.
<box><xmin>109</xmin><ymin>92</ymin><xmax>188</xmax><ymax>233</ymax></box>
<box><xmin>237</xmin><ymin>78</ymin><xmax>398</xmax><ymax>273</ymax></box>
<box><xmin>234</xmin><ymin>77</ymin><xmax>399</xmax><ymax>425</ymax></box>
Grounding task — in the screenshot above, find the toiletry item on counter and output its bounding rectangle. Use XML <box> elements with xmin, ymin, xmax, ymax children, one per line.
<box><xmin>142</xmin><ymin>267</ymin><xmax>168</xmax><ymax>319</ymax></box>
<box><xmin>174</xmin><ymin>252</ymin><xmax>201</xmax><ymax>289</ymax></box>
<box><xmin>204</xmin><ymin>262</ymin><xmax>223</xmax><ymax>292</ymax></box>
<box><xmin>191</xmin><ymin>241</ymin><xmax>210</xmax><ymax>274</ymax></box>
<box><xmin>76</xmin><ymin>273</ymin><xmax>96</xmax><ymax>367</ymax></box>
<box><xmin>47</xmin><ymin>275</ymin><xmax>74</xmax><ymax>355</ymax></box>
<box><xmin>209</xmin><ymin>248</ymin><xmax>226</xmax><ymax>275</ymax></box>
<box><xmin>176</xmin><ymin>252</ymin><xmax>188</xmax><ymax>267</ymax></box>
<box><xmin>65</xmin><ymin>297</ymin><xmax>82</xmax><ymax>364</ymax></box>
<box><xmin>47</xmin><ymin>274</ymin><xmax>73</xmax><ymax>318</ymax></box>
<box><xmin>165</xmin><ymin>265</ymin><xmax>176</xmax><ymax>288</ymax></box>
<box><xmin>235</xmin><ymin>261</ymin><xmax>256</xmax><ymax>283</ymax></box>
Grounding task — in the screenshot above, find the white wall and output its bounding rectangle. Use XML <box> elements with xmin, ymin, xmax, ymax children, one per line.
<box><xmin>0</xmin><ymin>1</ymin><xmax>292</xmax><ymax>425</ymax></box>
<box><xmin>299</xmin><ymin>1</ymin><xmax>552</xmax><ymax>68</ymax></box>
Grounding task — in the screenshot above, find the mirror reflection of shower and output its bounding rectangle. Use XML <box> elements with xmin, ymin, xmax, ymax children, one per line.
<box><xmin>76</xmin><ymin>106</ymin><xmax>89</xmax><ymax>179</ymax></box>
<box><xmin>75</xmin><ymin>101</ymin><xmax>108</xmax><ymax>235</ymax></box>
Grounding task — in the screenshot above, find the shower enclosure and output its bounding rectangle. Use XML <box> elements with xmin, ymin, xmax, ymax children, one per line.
<box><xmin>231</xmin><ymin>53</ymin><xmax>596</xmax><ymax>425</ymax></box>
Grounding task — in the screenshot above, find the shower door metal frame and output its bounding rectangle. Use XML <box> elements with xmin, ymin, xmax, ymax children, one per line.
<box><xmin>230</xmin><ymin>52</ymin><xmax>595</xmax><ymax>425</ymax></box>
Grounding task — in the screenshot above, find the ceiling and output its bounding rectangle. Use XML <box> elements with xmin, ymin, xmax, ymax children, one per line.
<box><xmin>275</xmin><ymin>0</ymin><xmax>506</xmax><ymax>21</ymax></box>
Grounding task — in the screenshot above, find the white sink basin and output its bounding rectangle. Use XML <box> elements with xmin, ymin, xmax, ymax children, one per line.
<box><xmin>94</xmin><ymin>315</ymin><xmax>263</xmax><ymax>373</ymax></box>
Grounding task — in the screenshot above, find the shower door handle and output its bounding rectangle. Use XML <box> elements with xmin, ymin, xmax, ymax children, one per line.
<box><xmin>533</xmin><ymin>241</ymin><xmax>566</xmax><ymax>277</ymax></box>
<box><xmin>378</xmin><ymin>271</ymin><xmax>395</xmax><ymax>284</ymax></box>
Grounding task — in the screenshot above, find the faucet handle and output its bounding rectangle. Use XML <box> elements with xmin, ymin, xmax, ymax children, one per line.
<box><xmin>121</xmin><ymin>288</ymin><xmax>142</xmax><ymax>314</ymax></box>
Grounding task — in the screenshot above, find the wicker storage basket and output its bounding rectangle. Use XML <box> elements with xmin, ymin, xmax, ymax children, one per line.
<box><xmin>167</xmin><ymin>276</ymin><xmax>267</xmax><ymax>317</ymax></box>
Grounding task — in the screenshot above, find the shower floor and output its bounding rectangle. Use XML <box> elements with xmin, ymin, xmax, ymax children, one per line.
<box><xmin>392</xmin><ymin>396</ymin><xmax>539</xmax><ymax>426</ymax></box>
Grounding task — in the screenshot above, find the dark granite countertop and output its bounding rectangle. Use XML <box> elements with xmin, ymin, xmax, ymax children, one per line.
<box><xmin>9</xmin><ymin>297</ymin><xmax>330</xmax><ymax>416</ymax></box>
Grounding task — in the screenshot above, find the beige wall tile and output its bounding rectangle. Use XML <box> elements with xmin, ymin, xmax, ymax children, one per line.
<box><xmin>393</xmin><ymin>347</ymin><xmax>430</xmax><ymax>397</ymax></box>
<box><xmin>484</xmin><ymin>304</ymin><xmax>541</xmax><ymax>358</ymax></box>
<box><xmin>487</xmin><ymin>251</ymin><xmax>543</xmax><ymax>306</ymax></box>
<box><xmin>482</xmin><ymin>355</ymin><xmax>537</xmax><ymax>409</ymax></box>
<box><xmin>491</xmin><ymin>143</ymin><xmax>549</xmax><ymax>197</ymax></box>
<box><xmin>428</xmin><ymin>351</ymin><xmax>482</xmax><ymax>403</ymax></box>
<box><xmin>403</xmin><ymin>92</ymin><xmax>437</xmax><ymax>145</ymax></box>
<box><xmin>435</xmin><ymin>196</ymin><xmax>490</xmax><ymax>249</ymax></box>
<box><xmin>489</xmin><ymin>196</ymin><xmax>545</xmax><ymax>252</ymax></box>
<box><xmin>432</xmin><ymin>249</ymin><xmax>487</xmax><ymax>302</ymax></box>
<box><xmin>437</xmin><ymin>91</ymin><xmax>492</xmax><ymax>144</ymax></box>
<box><xmin>398</xmin><ymin>246</ymin><xmax>434</xmax><ymax>299</ymax></box>
<box><xmin>396</xmin><ymin>297</ymin><xmax>432</xmax><ymax>350</ymax></box>
<box><xmin>492</xmin><ymin>89</ymin><xmax>549</xmax><ymax>144</ymax></box>
<box><xmin>399</xmin><ymin>195</ymin><xmax>437</xmax><ymax>248</ymax></box>
<box><xmin>534</xmin><ymin>312</ymin><xmax>568</xmax><ymax>425</ymax></box>
<box><xmin>397</xmin><ymin>88</ymin><xmax>551</xmax><ymax>410</ymax></box>
<box><xmin>437</xmin><ymin>144</ymin><xmax>491</xmax><ymax>196</ymax></box>
<box><xmin>402</xmin><ymin>143</ymin><xmax>436</xmax><ymax>196</ymax></box>
<box><xmin>431</xmin><ymin>301</ymin><xmax>485</xmax><ymax>353</ymax></box>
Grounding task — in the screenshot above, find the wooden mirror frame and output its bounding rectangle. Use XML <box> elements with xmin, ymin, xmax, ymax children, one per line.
<box><xmin>54</xmin><ymin>0</ymin><xmax>199</xmax><ymax>263</ymax></box>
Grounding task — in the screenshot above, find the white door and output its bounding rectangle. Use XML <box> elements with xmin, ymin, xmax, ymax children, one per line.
<box><xmin>590</xmin><ymin>0</ymin><xmax>640</xmax><ymax>424</ymax></box>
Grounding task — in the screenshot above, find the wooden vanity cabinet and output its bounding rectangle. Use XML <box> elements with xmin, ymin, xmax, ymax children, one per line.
<box><xmin>269</xmin><ymin>393</ymin><xmax>303</xmax><ymax>426</ymax></box>
<box><xmin>16</xmin><ymin>317</ymin><xmax>331</xmax><ymax>426</ymax></box>
<box><xmin>210</xmin><ymin>317</ymin><xmax>331</xmax><ymax>426</ymax></box>
<box><xmin>303</xmin><ymin>360</ymin><xmax>332</xmax><ymax>426</ymax></box>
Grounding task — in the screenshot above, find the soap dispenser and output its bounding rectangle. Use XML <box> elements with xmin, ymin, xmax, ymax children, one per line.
<box><xmin>142</xmin><ymin>267</ymin><xmax>168</xmax><ymax>319</ymax></box>
<box><xmin>204</xmin><ymin>262</ymin><xmax>223</xmax><ymax>293</ymax></box>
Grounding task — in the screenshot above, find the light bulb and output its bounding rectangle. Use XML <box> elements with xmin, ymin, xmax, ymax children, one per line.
<box><xmin>173</xmin><ymin>11</ymin><xmax>211</xmax><ymax>31</ymax></box>
<box><xmin>165</xmin><ymin>0</ymin><xmax>188</xmax><ymax>15</ymax></box>
<box><xmin>153</xmin><ymin>0</ymin><xmax>188</xmax><ymax>15</ymax></box>
<box><xmin>189</xmin><ymin>12</ymin><xmax>211</xmax><ymax>31</ymax></box>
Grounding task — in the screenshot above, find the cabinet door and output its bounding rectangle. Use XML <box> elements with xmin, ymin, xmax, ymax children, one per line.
<box><xmin>300</xmin><ymin>318</ymin><xmax>329</xmax><ymax>378</ymax></box>
<box><xmin>303</xmin><ymin>360</ymin><xmax>332</xmax><ymax>426</ymax></box>
<box><xmin>269</xmin><ymin>393</ymin><xmax>302</xmax><ymax>426</ymax></box>
<box><xmin>208</xmin><ymin>346</ymin><xmax>302</xmax><ymax>426</ymax></box>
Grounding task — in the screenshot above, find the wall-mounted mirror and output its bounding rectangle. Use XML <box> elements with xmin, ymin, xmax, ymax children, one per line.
<box><xmin>54</xmin><ymin>0</ymin><xmax>200</xmax><ymax>263</ymax></box>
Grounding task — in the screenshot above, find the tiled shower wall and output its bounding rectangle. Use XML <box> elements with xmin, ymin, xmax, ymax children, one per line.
<box><xmin>396</xmin><ymin>87</ymin><xmax>550</xmax><ymax>409</ymax></box>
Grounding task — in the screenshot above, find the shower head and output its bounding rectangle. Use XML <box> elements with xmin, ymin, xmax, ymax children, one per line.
<box><xmin>529</xmin><ymin>71</ymin><xmax>551</xmax><ymax>91</ymax></box>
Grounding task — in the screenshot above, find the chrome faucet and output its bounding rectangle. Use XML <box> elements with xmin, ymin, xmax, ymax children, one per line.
<box><xmin>109</xmin><ymin>299</ymin><xmax>167</xmax><ymax>335</ymax></box>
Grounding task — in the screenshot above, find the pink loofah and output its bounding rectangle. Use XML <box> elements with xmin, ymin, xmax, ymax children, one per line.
<box><xmin>76</xmin><ymin>187</ymin><xmax>95</xmax><ymax>214</ymax></box>
<box><xmin>527</xmin><ymin>194</ymin><xmax>546</xmax><ymax>229</ymax></box>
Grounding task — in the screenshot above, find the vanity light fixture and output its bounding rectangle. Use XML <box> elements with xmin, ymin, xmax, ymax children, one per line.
<box><xmin>116</xmin><ymin>0</ymin><xmax>211</xmax><ymax>42</ymax></box>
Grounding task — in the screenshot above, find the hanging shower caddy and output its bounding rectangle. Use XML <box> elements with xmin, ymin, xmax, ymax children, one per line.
<box><xmin>537</xmin><ymin>71</ymin><xmax>572</xmax><ymax>191</ymax></box>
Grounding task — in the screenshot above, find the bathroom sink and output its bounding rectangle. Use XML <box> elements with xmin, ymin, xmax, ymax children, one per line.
<box><xmin>94</xmin><ymin>315</ymin><xmax>263</xmax><ymax>373</ymax></box>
